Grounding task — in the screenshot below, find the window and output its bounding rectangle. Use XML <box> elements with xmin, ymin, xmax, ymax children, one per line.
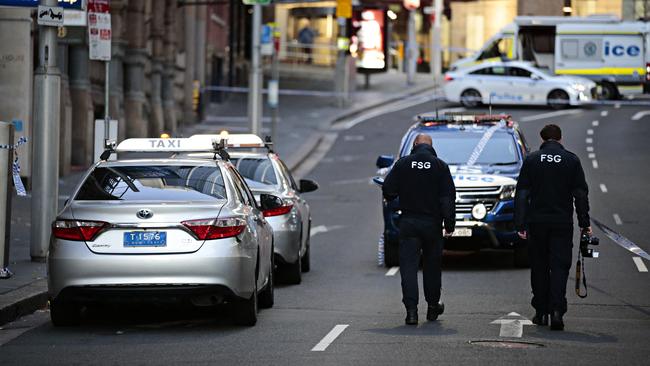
<box><xmin>228</xmin><ymin>167</ymin><xmax>251</xmax><ymax>206</ymax></box>
<box><xmin>75</xmin><ymin>165</ymin><xmax>227</xmax><ymax>201</ymax></box>
<box><xmin>470</xmin><ymin>66</ymin><xmax>506</xmax><ymax>76</ymax></box>
<box><xmin>561</xmin><ymin>40</ymin><xmax>579</xmax><ymax>59</ymax></box>
<box><xmin>508</xmin><ymin>67</ymin><xmax>532</xmax><ymax>78</ymax></box>
<box><xmin>276</xmin><ymin>158</ymin><xmax>299</xmax><ymax>191</ymax></box>
<box><xmin>231</xmin><ymin>157</ymin><xmax>278</xmax><ymax>187</ymax></box>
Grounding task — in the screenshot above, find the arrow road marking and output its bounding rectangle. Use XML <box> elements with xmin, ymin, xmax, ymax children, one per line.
<box><xmin>491</xmin><ymin>312</ymin><xmax>533</xmax><ymax>338</ymax></box>
<box><xmin>311</xmin><ymin>324</ymin><xmax>349</xmax><ymax>351</ymax></box>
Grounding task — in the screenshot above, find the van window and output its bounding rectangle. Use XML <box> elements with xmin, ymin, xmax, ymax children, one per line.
<box><xmin>561</xmin><ymin>40</ymin><xmax>579</xmax><ymax>59</ymax></box>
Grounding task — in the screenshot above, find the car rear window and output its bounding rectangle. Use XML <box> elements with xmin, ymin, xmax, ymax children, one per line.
<box><xmin>75</xmin><ymin>165</ymin><xmax>227</xmax><ymax>201</ymax></box>
<box><xmin>230</xmin><ymin>157</ymin><xmax>278</xmax><ymax>186</ymax></box>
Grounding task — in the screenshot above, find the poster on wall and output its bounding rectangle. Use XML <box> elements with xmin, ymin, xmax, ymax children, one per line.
<box><xmin>351</xmin><ymin>8</ymin><xmax>388</xmax><ymax>73</ymax></box>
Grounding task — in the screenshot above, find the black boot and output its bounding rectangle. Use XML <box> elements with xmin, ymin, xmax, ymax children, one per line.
<box><xmin>550</xmin><ymin>311</ymin><xmax>564</xmax><ymax>331</ymax></box>
<box><xmin>405</xmin><ymin>308</ymin><xmax>418</xmax><ymax>325</ymax></box>
<box><xmin>427</xmin><ymin>302</ymin><xmax>445</xmax><ymax>321</ymax></box>
<box><xmin>532</xmin><ymin>313</ymin><xmax>549</xmax><ymax>326</ymax></box>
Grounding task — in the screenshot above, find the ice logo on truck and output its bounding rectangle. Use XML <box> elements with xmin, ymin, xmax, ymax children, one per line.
<box><xmin>604</xmin><ymin>41</ymin><xmax>640</xmax><ymax>57</ymax></box>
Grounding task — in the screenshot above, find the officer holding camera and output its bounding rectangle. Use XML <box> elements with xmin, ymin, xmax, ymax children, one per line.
<box><xmin>514</xmin><ymin>124</ymin><xmax>591</xmax><ymax>331</ymax></box>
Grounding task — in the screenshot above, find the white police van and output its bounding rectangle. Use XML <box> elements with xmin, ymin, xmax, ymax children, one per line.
<box><xmin>451</xmin><ymin>16</ymin><xmax>650</xmax><ymax>99</ymax></box>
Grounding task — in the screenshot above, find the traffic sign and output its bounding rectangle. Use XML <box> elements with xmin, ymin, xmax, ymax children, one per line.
<box><xmin>0</xmin><ymin>0</ymin><xmax>85</xmax><ymax>10</ymax></box>
<box><xmin>242</xmin><ymin>0</ymin><xmax>271</xmax><ymax>5</ymax></box>
<box><xmin>88</xmin><ymin>11</ymin><xmax>111</xmax><ymax>61</ymax></box>
<box><xmin>336</xmin><ymin>0</ymin><xmax>352</xmax><ymax>19</ymax></box>
<box><xmin>37</xmin><ymin>5</ymin><xmax>64</xmax><ymax>27</ymax></box>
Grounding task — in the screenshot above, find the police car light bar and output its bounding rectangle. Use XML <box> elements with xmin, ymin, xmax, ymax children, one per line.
<box><xmin>115</xmin><ymin>138</ymin><xmax>220</xmax><ymax>153</ymax></box>
<box><xmin>417</xmin><ymin>113</ymin><xmax>514</xmax><ymax>127</ymax></box>
<box><xmin>189</xmin><ymin>134</ymin><xmax>268</xmax><ymax>149</ymax></box>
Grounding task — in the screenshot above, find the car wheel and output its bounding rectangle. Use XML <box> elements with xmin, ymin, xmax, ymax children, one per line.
<box><xmin>282</xmin><ymin>252</ymin><xmax>302</xmax><ymax>285</ymax></box>
<box><xmin>50</xmin><ymin>300</ymin><xmax>81</xmax><ymax>326</ymax></box>
<box><xmin>301</xmin><ymin>237</ymin><xmax>311</xmax><ymax>273</ymax></box>
<box><xmin>259</xmin><ymin>248</ymin><xmax>274</xmax><ymax>309</ymax></box>
<box><xmin>236</xmin><ymin>281</ymin><xmax>258</xmax><ymax>326</ymax></box>
<box><xmin>547</xmin><ymin>89</ymin><xmax>570</xmax><ymax>109</ymax></box>
<box><xmin>514</xmin><ymin>244</ymin><xmax>530</xmax><ymax>268</ymax></box>
<box><xmin>460</xmin><ymin>89</ymin><xmax>482</xmax><ymax>108</ymax></box>
<box><xmin>600</xmin><ymin>82</ymin><xmax>620</xmax><ymax>100</ymax></box>
<box><xmin>384</xmin><ymin>238</ymin><xmax>399</xmax><ymax>267</ymax></box>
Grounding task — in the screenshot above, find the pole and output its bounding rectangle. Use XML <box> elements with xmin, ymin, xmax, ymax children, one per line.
<box><xmin>335</xmin><ymin>17</ymin><xmax>347</xmax><ymax>107</ymax></box>
<box><xmin>104</xmin><ymin>61</ymin><xmax>110</xmax><ymax>142</ymax></box>
<box><xmin>0</xmin><ymin>122</ymin><xmax>14</xmax><ymax>278</ymax></box>
<box><xmin>248</xmin><ymin>4</ymin><xmax>262</xmax><ymax>136</ymax></box>
<box><xmin>406</xmin><ymin>9</ymin><xmax>416</xmax><ymax>85</ymax></box>
<box><xmin>432</xmin><ymin>0</ymin><xmax>443</xmax><ymax>84</ymax></box>
<box><xmin>31</xmin><ymin>0</ymin><xmax>61</xmax><ymax>261</ymax></box>
<box><xmin>270</xmin><ymin>43</ymin><xmax>279</xmax><ymax>144</ymax></box>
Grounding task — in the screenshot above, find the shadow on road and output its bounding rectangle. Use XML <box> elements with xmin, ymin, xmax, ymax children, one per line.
<box><xmin>441</xmin><ymin>250</ymin><xmax>523</xmax><ymax>271</ymax></box>
<box><xmin>364</xmin><ymin>321</ymin><xmax>458</xmax><ymax>337</ymax></box>
<box><xmin>527</xmin><ymin>328</ymin><xmax>618</xmax><ymax>344</ymax></box>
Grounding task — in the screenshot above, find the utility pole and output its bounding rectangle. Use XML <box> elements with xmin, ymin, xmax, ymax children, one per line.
<box><xmin>406</xmin><ymin>9</ymin><xmax>416</xmax><ymax>85</ymax></box>
<box><xmin>431</xmin><ymin>0</ymin><xmax>443</xmax><ymax>84</ymax></box>
<box><xmin>31</xmin><ymin>0</ymin><xmax>61</xmax><ymax>261</ymax></box>
<box><xmin>248</xmin><ymin>4</ymin><xmax>262</xmax><ymax>136</ymax></box>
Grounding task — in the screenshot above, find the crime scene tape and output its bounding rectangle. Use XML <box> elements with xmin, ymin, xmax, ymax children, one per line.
<box><xmin>0</xmin><ymin>136</ymin><xmax>27</xmax><ymax>197</ymax></box>
<box><xmin>591</xmin><ymin>217</ymin><xmax>650</xmax><ymax>261</ymax></box>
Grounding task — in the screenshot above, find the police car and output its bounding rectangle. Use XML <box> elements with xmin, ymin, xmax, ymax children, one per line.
<box><xmin>374</xmin><ymin>113</ymin><xmax>531</xmax><ymax>267</ymax></box>
<box><xmin>443</xmin><ymin>61</ymin><xmax>597</xmax><ymax>109</ymax></box>
<box><xmin>48</xmin><ymin>137</ymin><xmax>279</xmax><ymax>326</ymax></box>
<box><xmin>187</xmin><ymin>133</ymin><xmax>318</xmax><ymax>285</ymax></box>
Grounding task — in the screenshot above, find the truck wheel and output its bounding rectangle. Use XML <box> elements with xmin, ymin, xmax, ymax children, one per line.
<box><xmin>548</xmin><ymin>89</ymin><xmax>569</xmax><ymax>109</ymax></box>
<box><xmin>50</xmin><ymin>300</ymin><xmax>82</xmax><ymax>327</ymax></box>
<box><xmin>384</xmin><ymin>239</ymin><xmax>399</xmax><ymax>267</ymax></box>
<box><xmin>514</xmin><ymin>245</ymin><xmax>530</xmax><ymax>268</ymax></box>
<box><xmin>460</xmin><ymin>89</ymin><xmax>482</xmax><ymax>108</ymax></box>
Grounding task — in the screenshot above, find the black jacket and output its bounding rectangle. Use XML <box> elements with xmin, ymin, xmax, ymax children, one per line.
<box><xmin>514</xmin><ymin>140</ymin><xmax>590</xmax><ymax>230</ymax></box>
<box><xmin>383</xmin><ymin>144</ymin><xmax>456</xmax><ymax>232</ymax></box>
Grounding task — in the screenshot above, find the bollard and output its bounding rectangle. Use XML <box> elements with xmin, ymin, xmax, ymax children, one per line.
<box><xmin>0</xmin><ymin>121</ymin><xmax>14</xmax><ymax>279</ymax></box>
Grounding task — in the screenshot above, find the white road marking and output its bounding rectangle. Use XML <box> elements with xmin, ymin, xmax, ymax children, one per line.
<box><xmin>519</xmin><ymin>109</ymin><xmax>582</xmax><ymax>122</ymax></box>
<box><xmin>633</xmin><ymin>257</ymin><xmax>648</xmax><ymax>272</ymax></box>
<box><xmin>588</xmin><ymin>153</ymin><xmax>596</xmax><ymax>159</ymax></box>
<box><xmin>310</xmin><ymin>225</ymin><xmax>328</xmax><ymax>237</ymax></box>
<box><xmin>599</xmin><ymin>184</ymin><xmax>608</xmax><ymax>193</ymax></box>
<box><xmin>613</xmin><ymin>214</ymin><xmax>623</xmax><ymax>225</ymax></box>
<box><xmin>587</xmin><ymin>129</ymin><xmax>594</xmax><ymax>135</ymax></box>
<box><xmin>343</xmin><ymin>135</ymin><xmax>365</xmax><ymax>142</ymax></box>
<box><xmin>592</xmin><ymin>160</ymin><xmax>599</xmax><ymax>169</ymax></box>
<box><xmin>491</xmin><ymin>312</ymin><xmax>533</xmax><ymax>338</ymax></box>
<box><xmin>311</xmin><ymin>324</ymin><xmax>349</xmax><ymax>351</ymax></box>
<box><xmin>586</xmin><ymin>146</ymin><xmax>594</xmax><ymax>152</ymax></box>
<box><xmin>385</xmin><ymin>267</ymin><xmax>399</xmax><ymax>276</ymax></box>
<box><xmin>592</xmin><ymin>120</ymin><xmax>599</xmax><ymax>126</ymax></box>
<box><xmin>600</xmin><ymin>111</ymin><xmax>608</xmax><ymax>117</ymax></box>
<box><xmin>586</xmin><ymin>137</ymin><xmax>593</xmax><ymax>144</ymax></box>
<box><xmin>631</xmin><ymin>110</ymin><xmax>650</xmax><ymax>120</ymax></box>
<box><xmin>615</xmin><ymin>103</ymin><xmax>621</xmax><ymax>109</ymax></box>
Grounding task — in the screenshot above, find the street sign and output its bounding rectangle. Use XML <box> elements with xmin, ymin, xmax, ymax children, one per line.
<box><xmin>88</xmin><ymin>12</ymin><xmax>111</xmax><ymax>61</ymax></box>
<box><xmin>37</xmin><ymin>5</ymin><xmax>64</xmax><ymax>27</ymax></box>
<box><xmin>87</xmin><ymin>0</ymin><xmax>108</xmax><ymax>13</ymax></box>
<box><xmin>336</xmin><ymin>0</ymin><xmax>352</xmax><ymax>19</ymax></box>
<box><xmin>242</xmin><ymin>0</ymin><xmax>271</xmax><ymax>5</ymax></box>
<box><xmin>0</xmin><ymin>0</ymin><xmax>85</xmax><ymax>10</ymax></box>
<box><xmin>261</xmin><ymin>24</ymin><xmax>273</xmax><ymax>56</ymax></box>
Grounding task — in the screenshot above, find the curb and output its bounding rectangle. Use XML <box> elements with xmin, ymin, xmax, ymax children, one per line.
<box><xmin>0</xmin><ymin>278</ymin><xmax>48</xmax><ymax>326</ymax></box>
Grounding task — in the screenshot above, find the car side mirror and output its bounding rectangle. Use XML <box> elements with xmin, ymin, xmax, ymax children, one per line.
<box><xmin>376</xmin><ymin>155</ymin><xmax>394</xmax><ymax>169</ymax></box>
<box><xmin>299</xmin><ymin>179</ymin><xmax>319</xmax><ymax>193</ymax></box>
<box><xmin>259</xmin><ymin>194</ymin><xmax>283</xmax><ymax>211</ymax></box>
<box><xmin>372</xmin><ymin>176</ymin><xmax>384</xmax><ymax>186</ymax></box>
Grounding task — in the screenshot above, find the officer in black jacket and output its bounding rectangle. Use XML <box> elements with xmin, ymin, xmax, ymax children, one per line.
<box><xmin>515</xmin><ymin>124</ymin><xmax>591</xmax><ymax>331</ymax></box>
<box><xmin>383</xmin><ymin>134</ymin><xmax>456</xmax><ymax>325</ymax></box>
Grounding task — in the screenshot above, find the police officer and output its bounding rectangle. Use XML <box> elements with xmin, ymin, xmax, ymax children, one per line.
<box><xmin>383</xmin><ymin>134</ymin><xmax>456</xmax><ymax>325</ymax></box>
<box><xmin>515</xmin><ymin>124</ymin><xmax>591</xmax><ymax>331</ymax></box>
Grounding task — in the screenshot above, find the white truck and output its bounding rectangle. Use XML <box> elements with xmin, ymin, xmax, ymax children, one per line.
<box><xmin>451</xmin><ymin>16</ymin><xmax>650</xmax><ymax>99</ymax></box>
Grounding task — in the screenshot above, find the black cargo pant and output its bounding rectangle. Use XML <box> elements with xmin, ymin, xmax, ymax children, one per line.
<box><xmin>398</xmin><ymin>215</ymin><xmax>444</xmax><ymax>309</ymax></box>
<box><xmin>528</xmin><ymin>223</ymin><xmax>573</xmax><ymax>315</ymax></box>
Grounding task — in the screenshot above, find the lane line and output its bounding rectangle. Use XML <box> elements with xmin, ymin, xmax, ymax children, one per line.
<box><xmin>615</xmin><ymin>103</ymin><xmax>621</xmax><ymax>109</ymax></box>
<box><xmin>519</xmin><ymin>109</ymin><xmax>582</xmax><ymax>122</ymax></box>
<box><xmin>613</xmin><ymin>214</ymin><xmax>622</xmax><ymax>225</ymax></box>
<box><xmin>588</xmin><ymin>153</ymin><xmax>596</xmax><ymax>159</ymax></box>
<box><xmin>592</xmin><ymin>160</ymin><xmax>599</xmax><ymax>169</ymax></box>
<box><xmin>631</xmin><ymin>110</ymin><xmax>650</xmax><ymax>121</ymax></box>
<box><xmin>311</xmin><ymin>325</ymin><xmax>349</xmax><ymax>351</ymax></box>
<box><xmin>600</xmin><ymin>111</ymin><xmax>608</xmax><ymax>117</ymax></box>
<box><xmin>586</xmin><ymin>146</ymin><xmax>594</xmax><ymax>152</ymax></box>
<box><xmin>599</xmin><ymin>184</ymin><xmax>608</xmax><ymax>193</ymax></box>
<box><xmin>385</xmin><ymin>267</ymin><xmax>399</xmax><ymax>276</ymax></box>
<box><xmin>633</xmin><ymin>257</ymin><xmax>648</xmax><ymax>272</ymax></box>
<box><xmin>587</xmin><ymin>129</ymin><xmax>594</xmax><ymax>135</ymax></box>
<box><xmin>310</xmin><ymin>225</ymin><xmax>328</xmax><ymax>237</ymax></box>
<box><xmin>592</xmin><ymin>120</ymin><xmax>599</xmax><ymax>126</ymax></box>
<box><xmin>586</xmin><ymin>137</ymin><xmax>593</xmax><ymax>144</ymax></box>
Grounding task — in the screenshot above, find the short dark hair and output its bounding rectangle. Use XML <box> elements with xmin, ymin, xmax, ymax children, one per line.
<box><xmin>540</xmin><ymin>124</ymin><xmax>562</xmax><ymax>141</ymax></box>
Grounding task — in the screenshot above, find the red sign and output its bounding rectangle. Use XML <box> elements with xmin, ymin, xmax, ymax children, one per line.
<box><xmin>88</xmin><ymin>0</ymin><xmax>110</xmax><ymax>13</ymax></box>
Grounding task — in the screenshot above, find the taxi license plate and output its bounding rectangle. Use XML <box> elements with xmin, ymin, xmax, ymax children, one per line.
<box><xmin>124</xmin><ymin>232</ymin><xmax>167</xmax><ymax>247</ymax></box>
<box><xmin>450</xmin><ymin>228</ymin><xmax>472</xmax><ymax>237</ymax></box>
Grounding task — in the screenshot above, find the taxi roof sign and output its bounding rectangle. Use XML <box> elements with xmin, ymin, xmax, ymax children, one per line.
<box><xmin>115</xmin><ymin>137</ymin><xmax>220</xmax><ymax>153</ymax></box>
<box><xmin>190</xmin><ymin>134</ymin><xmax>267</xmax><ymax>148</ymax></box>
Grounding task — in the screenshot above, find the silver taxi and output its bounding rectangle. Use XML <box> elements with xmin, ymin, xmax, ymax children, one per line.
<box><xmin>47</xmin><ymin>138</ymin><xmax>279</xmax><ymax>326</ymax></box>
<box><xmin>189</xmin><ymin>134</ymin><xmax>318</xmax><ymax>285</ymax></box>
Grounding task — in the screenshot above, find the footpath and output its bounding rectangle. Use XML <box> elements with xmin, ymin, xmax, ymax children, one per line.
<box><xmin>0</xmin><ymin>71</ymin><xmax>436</xmax><ymax>326</ymax></box>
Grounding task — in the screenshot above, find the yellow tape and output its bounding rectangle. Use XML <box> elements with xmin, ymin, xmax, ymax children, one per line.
<box><xmin>555</xmin><ymin>67</ymin><xmax>645</xmax><ymax>75</ymax></box>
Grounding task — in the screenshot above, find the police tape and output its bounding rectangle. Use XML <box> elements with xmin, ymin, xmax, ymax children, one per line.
<box><xmin>591</xmin><ymin>217</ymin><xmax>650</xmax><ymax>261</ymax></box>
<box><xmin>0</xmin><ymin>136</ymin><xmax>27</xmax><ymax>197</ymax></box>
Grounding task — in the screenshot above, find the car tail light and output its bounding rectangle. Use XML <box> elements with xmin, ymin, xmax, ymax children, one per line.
<box><xmin>52</xmin><ymin>220</ymin><xmax>108</xmax><ymax>241</ymax></box>
<box><xmin>182</xmin><ymin>217</ymin><xmax>246</xmax><ymax>240</ymax></box>
<box><xmin>444</xmin><ymin>74</ymin><xmax>454</xmax><ymax>82</ymax></box>
<box><xmin>263</xmin><ymin>204</ymin><xmax>293</xmax><ymax>217</ymax></box>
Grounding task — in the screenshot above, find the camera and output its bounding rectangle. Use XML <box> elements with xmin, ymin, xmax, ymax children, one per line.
<box><xmin>580</xmin><ymin>232</ymin><xmax>600</xmax><ymax>258</ymax></box>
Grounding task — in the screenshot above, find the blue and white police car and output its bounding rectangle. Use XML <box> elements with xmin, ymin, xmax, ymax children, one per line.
<box><xmin>443</xmin><ymin>61</ymin><xmax>597</xmax><ymax>109</ymax></box>
<box><xmin>374</xmin><ymin>113</ymin><xmax>531</xmax><ymax>267</ymax></box>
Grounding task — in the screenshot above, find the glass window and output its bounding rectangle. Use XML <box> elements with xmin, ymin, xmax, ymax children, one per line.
<box><xmin>471</xmin><ymin>66</ymin><xmax>506</xmax><ymax>76</ymax></box>
<box><xmin>75</xmin><ymin>165</ymin><xmax>227</xmax><ymax>201</ymax></box>
<box><xmin>276</xmin><ymin>159</ymin><xmax>299</xmax><ymax>191</ymax></box>
<box><xmin>228</xmin><ymin>167</ymin><xmax>250</xmax><ymax>206</ymax></box>
<box><xmin>508</xmin><ymin>67</ymin><xmax>532</xmax><ymax>78</ymax></box>
<box><xmin>231</xmin><ymin>157</ymin><xmax>278</xmax><ymax>187</ymax></box>
<box><xmin>561</xmin><ymin>39</ymin><xmax>579</xmax><ymax>59</ymax></box>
